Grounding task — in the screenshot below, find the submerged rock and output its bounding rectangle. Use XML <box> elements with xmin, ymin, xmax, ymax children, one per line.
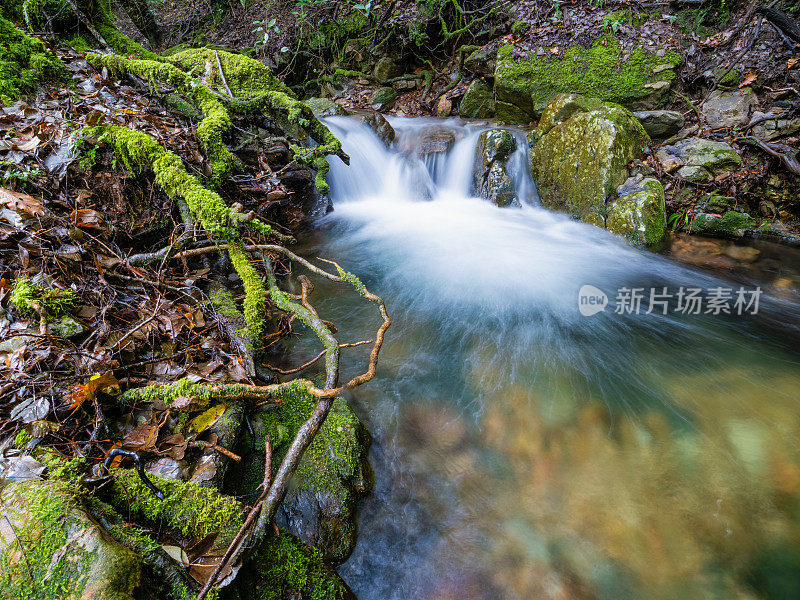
<box><xmin>494</xmin><ymin>37</ymin><xmax>681</xmax><ymax>123</ymax></box>
<box><xmin>607</xmin><ymin>176</ymin><xmax>667</xmax><ymax>246</ymax></box>
<box><xmin>472</xmin><ymin>129</ymin><xmax>518</xmax><ymax>207</ymax></box>
<box><xmin>633</xmin><ymin>110</ymin><xmax>684</xmax><ymax>139</ymax></box>
<box><xmin>356</xmin><ymin>111</ymin><xmax>396</xmax><ymax>145</ymax></box>
<box><xmin>460</xmin><ymin>79</ymin><xmax>496</xmax><ymax>119</ymax></box>
<box><xmin>304</xmin><ymin>97</ymin><xmax>349</xmax><ymax>118</ymax></box>
<box><xmin>0</xmin><ymin>480</ymin><xmax>140</xmax><ymax>599</ymax></box>
<box><xmin>656</xmin><ymin>137</ymin><xmax>742</xmax><ymax>183</ymax></box>
<box><xmin>702</xmin><ymin>87</ymin><xmax>757</xmax><ymax>129</ymax></box>
<box><xmin>531</xmin><ymin>94</ymin><xmax>649</xmax><ymax>224</ymax></box>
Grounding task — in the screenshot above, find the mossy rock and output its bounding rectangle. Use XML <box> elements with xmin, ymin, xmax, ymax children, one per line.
<box><xmin>227</xmin><ymin>387</ymin><xmax>372</xmax><ymax>565</ymax></box>
<box><xmin>494</xmin><ymin>36</ymin><xmax>681</xmax><ymax>123</ymax></box>
<box><xmin>530</xmin><ymin>93</ymin><xmax>649</xmax><ymax>225</ymax></box>
<box><xmin>370</xmin><ymin>87</ymin><xmax>396</xmax><ymax>111</ymax></box>
<box><xmin>472</xmin><ymin>128</ymin><xmax>517</xmax><ymax>207</ymax></box>
<box><xmin>607</xmin><ymin>177</ymin><xmax>667</xmax><ymax>246</ymax></box>
<box><xmin>304</xmin><ymin>97</ymin><xmax>349</xmax><ymax>118</ymax></box>
<box><xmin>691</xmin><ymin>211</ymin><xmax>756</xmax><ymax>239</ymax></box>
<box><xmin>459</xmin><ymin>79</ymin><xmax>496</xmax><ymax>119</ymax></box>
<box><xmin>656</xmin><ymin>137</ymin><xmax>742</xmax><ymax>183</ymax></box>
<box><xmin>0</xmin><ymin>480</ymin><xmax>140</xmax><ymax>600</ymax></box>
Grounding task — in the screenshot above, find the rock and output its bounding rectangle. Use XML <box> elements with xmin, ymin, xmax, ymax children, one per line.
<box><xmin>691</xmin><ymin>211</ymin><xmax>756</xmax><ymax>239</ymax></box>
<box><xmin>0</xmin><ymin>335</ymin><xmax>35</xmax><ymax>353</ymax></box>
<box><xmin>417</xmin><ymin>129</ymin><xmax>456</xmax><ymax>155</ymax></box>
<box><xmin>494</xmin><ymin>37</ymin><xmax>681</xmax><ymax>123</ymax></box>
<box><xmin>370</xmin><ymin>86</ymin><xmax>397</xmax><ymax>111</ymax></box>
<box><xmin>0</xmin><ymin>480</ymin><xmax>140</xmax><ymax>599</ymax></box>
<box><xmin>356</xmin><ymin>112</ymin><xmax>396</xmax><ymax>145</ymax></box>
<box><xmin>750</xmin><ymin>110</ymin><xmax>800</xmax><ymax>141</ymax></box>
<box><xmin>656</xmin><ymin>138</ymin><xmax>742</xmax><ymax>183</ymax></box>
<box><xmin>606</xmin><ymin>177</ymin><xmax>667</xmax><ymax>245</ymax></box>
<box><xmin>48</xmin><ymin>315</ymin><xmax>87</xmax><ymax>338</ymax></box>
<box><xmin>464</xmin><ymin>47</ymin><xmax>497</xmax><ymax>78</ymax></box>
<box><xmin>373</xmin><ymin>56</ymin><xmax>401</xmax><ymax>81</ymax></box>
<box><xmin>436</xmin><ymin>95</ymin><xmax>453</xmax><ymax>117</ymax></box>
<box><xmin>304</xmin><ymin>97</ymin><xmax>349</xmax><ymax>118</ymax></box>
<box><xmin>530</xmin><ymin>94</ymin><xmax>649</xmax><ymax>227</ymax></box>
<box><xmin>633</xmin><ymin>110</ymin><xmax>684</xmax><ymax>139</ymax></box>
<box><xmin>229</xmin><ymin>395</ymin><xmax>372</xmax><ymax>565</ymax></box>
<box><xmin>472</xmin><ymin>129</ymin><xmax>518</xmax><ymax>207</ymax></box>
<box><xmin>700</xmin><ymin>194</ymin><xmax>734</xmax><ymax>213</ymax></box>
<box><xmin>459</xmin><ymin>79</ymin><xmax>496</xmax><ymax>119</ymax></box>
<box><xmin>702</xmin><ymin>87</ymin><xmax>757</xmax><ymax>129</ymax></box>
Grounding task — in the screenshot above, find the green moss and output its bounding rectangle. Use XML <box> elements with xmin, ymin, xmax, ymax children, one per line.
<box><xmin>0</xmin><ymin>480</ymin><xmax>139</xmax><ymax>600</ymax></box>
<box><xmin>209</xmin><ymin>286</ymin><xmax>241</xmax><ymax>317</ymax></box>
<box><xmin>510</xmin><ymin>20</ymin><xmax>531</xmax><ymax>36</ymax></box>
<box><xmin>245</xmin><ymin>533</ymin><xmax>352</xmax><ymax>600</ymax></box>
<box><xmin>13</xmin><ymin>429</ymin><xmax>33</xmax><ymax>449</ymax></box>
<box><xmin>66</xmin><ymin>33</ymin><xmax>90</xmax><ymax>53</ymax></box>
<box><xmin>0</xmin><ymin>14</ymin><xmax>68</xmax><ymax>105</ymax></box>
<box><xmin>494</xmin><ymin>36</ymin><xmax>682</xmax><ymax>120</ymax></box>
<box><xmin>170</xmin><ymin>48</ymin><xmax>285</xmax><ymax>99</ymax></box>
<box><xmin>110</xmin><ymin>469</ymin><xmax>244</xmax><ymax>542</ymax></box>
<box><xmin>10</xmin><ymin>276</ymin><xmax>78</xmax><ymax>318</ymax></box>
<box><xmin>691</xmin><ymin>210</ymin><xmax>756</xmax><ymax>238</ymax></box>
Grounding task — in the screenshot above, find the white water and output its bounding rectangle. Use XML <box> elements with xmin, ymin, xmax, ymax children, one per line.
<box><xmin>297</xmin><ymin>117</ymin><xmax>800</xmax><ymax>600</ymax></box>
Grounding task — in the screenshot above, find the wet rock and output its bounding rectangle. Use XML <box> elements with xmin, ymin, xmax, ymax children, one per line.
<box><xmin>749</xmin><ymin>110</ymin><xmax>800</xmax><ymax>141</ymax></box>
<box><xmin>607</xmin><ymin>176</ymin><xmax>667</xmax><ymax>246</ymax></box>
<box><xmin>460</xmin><ymin>79</ymin><xmax>496</xmax><ymax>119</ymax></box>
<box><xmin>531</xmin><ymin>94</ymin><xmax>650</xmax><ymax>229</ymax></box>
<box><xmin>304</xmin><ymin>97</ymin><xmax>349</xmax><ymax>118</ymax></box>
<box><xmin>436</xmin><ymin>95</ymin><xmax>453</xmax><ymax>117</ymax></box>
<box><xmin>494</xmin><ymin>38</ymin><xmax>681</xmax><ymax>123</ymax></box>
<box><xmin>656</xmin><ymin>137</ymin><xmax>742</xmax><ymax>183</ymax></box>
<box><xmin>633</xmin><ymin>110</ymin><xmax>684</xmax><ymax>139</ymax></box>
<box><xmin>702</xmin><ymin>87</ymin><xmax>757</xmax><ymax>129</ymax></box>
<box><xmin>464</xmin><ymin>46</ymin><xmax>497</xmax><ymax>78</ymax></box>
<box><xmin>417</xmin><ymin>129</ymin><xmax>456</xmax><ymax>155</ymax></box>
<box><xmin>472</xmin><ymin>129</ymin><xmax>518</xmax><ymax>207</ymax></box>
<box><xmin>691</xmin><ymin>211</ymin><xmax>756</xmax><ymax>239</ymax></box>
<box><xmin>700</xmin><ymin>194</ymin><xmax>734</xmax><ymax>213</ymax></box>
<box><xmin>370</xmin><ymin>87</ymin><xmax>397</xmax><ymax>111</ymax></box>
<box><xmin>356</xmin><ymin>112</ymin><xmax>395</xmax><ymax>145</ymax></box>
<box><xmin>0</xmin><ymin>480</ymin><xmax>140</xmax><ymax>599</ymax></box>
<box><xmin>373</xmin><ymin>56</ymin><xmax>402</xmax><ymax>81</ymax></box>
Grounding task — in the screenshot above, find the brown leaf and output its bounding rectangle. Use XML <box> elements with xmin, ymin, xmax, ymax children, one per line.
<box><xmin>739</xmin><ymin>71</ymin><xmax>757</xmax><ymax>88</ymax></box>
<box><xmin>66</xmin><ymin>372</ymin><xmax>119</xmax><ymax>411</ymax></box>
<box><xmin>122</xmin><ymin>417</ymin><xmax>160</xmax><ymax>452</ymax></box>
<box><xmin>0</xmin><ymin>187</ymin><xmax>45</xmax><ymax>217</ymax></box>
<box><xmin>160</xmin><ymin>433</ymin><xmax>187</xmax><ymax>460</ymax></box>
<box><xmin>789</xmin><ymin>57</ymin><xmax>799</xmax><ymax>69</ymax></box>
<box><xmin>14</xmin><ymin>136</ymin><xmax>40</xmax><ymax>152</ymax></box>
<box><xmin>71</xmin><ymin>208</ymin><xmax>104</xmax><ymax>229</ymax></box>
<box><xmin>549</xmin><ymin>46</ymin><xmax>560</xmax><ymax>54</ymax></box>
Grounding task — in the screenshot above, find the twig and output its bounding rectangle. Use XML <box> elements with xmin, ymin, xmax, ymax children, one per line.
<box><xmin>112</xmin><ymin>300</ymin><xmax>162</xmax><ymax>353</ymax></box>
<box><xmin>215</xmin><ymin>51</ymin><xmax>235</xmax><ymax>99</ymax></box>
<box><xmin>738</xmin><ymin>136</ymin><xmax>800</xmax><ymax>175</ymax></box>
<box><xmin>262</xmin><ymin>340</ymin><xmax>372</xmax><ymax>375</ymax></box>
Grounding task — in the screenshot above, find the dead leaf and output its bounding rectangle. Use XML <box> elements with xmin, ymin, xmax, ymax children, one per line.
<box><xmin>0</xmin><ymin>187</ymin><xmax>45</xmax><ymax>217</ymax></box>
<box><xmin>739</xmin><ymin>71</ymin><xmax>757</xmax><ymax>88</ymax></box>
<box><xmin>162</xmin><ymin>545</ymin><xmax>190</xmax><ymax>566</ymax></box>
<box><xmin>66</xmin><ymin>372</ymin><xmax>120</xmax><ymax>411</ymax></box>
<box><xmin>549</xmin><ymin>46</ymin><xmax>560</xmax><ymax>54</ymax></box>
<box><xmin>789</xmin><ymin>57</ymin><xmax>799</xmax><ymax>69</ymax></box>
<box><xmin>122</xmin><ymin>417</ymin><xmax>160</xmax><ymax>452</ymax></box>
<box><xmin>14</xmin><ymin>136</ymin><xmax>40</xmax><ymax>152</ymax></box>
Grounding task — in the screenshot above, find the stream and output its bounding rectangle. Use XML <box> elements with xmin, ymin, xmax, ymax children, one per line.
<box><xmin>293</xmin><ymin>116</ymin><xmax>800</xmax><ymax>600</ymax></box>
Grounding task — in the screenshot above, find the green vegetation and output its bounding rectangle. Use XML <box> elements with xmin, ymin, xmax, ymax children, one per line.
<box><xmin>10</xmin><ymin>276</ymin><xmax>79</xmax><ymax>318</ymax></box>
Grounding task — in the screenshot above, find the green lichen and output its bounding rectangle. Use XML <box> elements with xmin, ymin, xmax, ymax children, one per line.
<box><xmin>0</xmin><ymin>480</ymin><xmax>140</xmax><ymax>600</ymax></box>
<box><xmin>110</xmin><ymin>469</ymin><xmax>243</xmax><ymax>542</ymax></box>
<box><xmin>86</xmin><ymin>53</ymin><xmax>238</xmax><ymax>182</ymax></box>
<box><xmin>10</xmin><ymin>276</ymin><xmax>78</xmax><ymax>318</ymax></box>
<box><xmin>0</xmin><ymin>14</ymin><xmax>68</xmax><ymax>105</ymax></box>
<box><xmin>494</xmin><ymin>36</ymin><xmax>682</xmax><ymax>121</ymax></box>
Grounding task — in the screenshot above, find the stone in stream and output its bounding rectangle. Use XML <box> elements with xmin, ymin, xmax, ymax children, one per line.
<box><xmin>355</xmin><ymin>111</ymin><xmax>396</xmax><ymax>145</ymax></box>
<box><xmin>0</xmin><ymin>480</ymin><xmax>140</xmax><ymax>599</ymax></box>
<box><xmin>494</xmin><ymin>37</ymin><xmax>681</xmax><ymax>123</ymax></box>
<box><xmin>460</xmin><ymin>78</ymin><xmax>496</xmax><ymax>119</ymax></box>
<box><xmin>702</xmin><ymin>87</ymin><xmax>757</xmax><ymax>129</ymax></box>
<box><xmin>656</xmin><ymin>137</ymin><xmax>742</xmax><ymax>183</ymax></box>
<box><xmin>472</xmin><ymin>128</ymin><xmax>518</xmax><ymax>207</ymax></box>
<box><xmin>633</xmin><ymin>110</ymin><xmax>684</xmax><ymax>139</ymax></box>
<box><xmin>415</xmin><ymin>128</ymin><xmax>457</xmax><ymax>155</ymax></box>
<box><xmin>530</xmin><ymin>93</ymin><xmax>666</xmax><ymax>244</ymax></box>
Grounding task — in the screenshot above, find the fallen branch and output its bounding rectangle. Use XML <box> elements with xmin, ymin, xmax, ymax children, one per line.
<box><xmin>738</xmin><ymin>136</ymin><xmax>800</xmax><ymax>175</ymax></box>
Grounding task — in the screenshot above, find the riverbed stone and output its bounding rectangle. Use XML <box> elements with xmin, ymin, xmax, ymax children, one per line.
<box><xmin>633</xmin><ymin>110</ymin><xmax>684</xmax><ymax>138</ymax></box>
<box><xmin>702</xmin><ymin>87</ymin><xmax>757</xmax><ymax>129</ymax></box>
<box><xmin>494</xmin><ymin>37</ymin><xmax>681</xmax><ymax>123</ymax></box>
<box><xmin>304</xmin><ymin>97</ymin><xmax>349</xmax><ymax>118</ymax></box>
<box><xmin>356</xmin><ymin>111</ymin><xmax>396</xmax><ymax>145</ymax></box>
<box><xmin>607</xmin><ymin>176</ymin><xmax>667</xmax><ymax>245</ymax></box>
<box><xmin>656</xmin><ymin>137</ymin><xmax>742</xmax><ymax>183</ymax></box>
<box><xmin>0</xmin><ymin>480</ymin><xmax>140</xmax><ymax>599</ymax></box>
<box><xmin>417</xmin><ymin>128</ymin><xmax>456</xmax><ymax>155</ymax></box>
<box><xmin>460</xmin><ymin>79</ymin><xmax>496</xmax><ymax>118</ymax></box>
<box><xmin>691</xmin><ymin>211</ymin><xmax>756</xmax><ymax>239</ymax></box>
<box><xmin>370</xmin><ymin>87</ymin><xmax>397</xmax><ymax>111</ymax></box>
<box><xmin>530</xmin><ymin>93</ymin><xmax>649</xmax><ymax>226</ymax></box>
<box><xmin>473</xmin><ymin>129</ymin><xmax>518</xmax><ymax>207</ymax></box>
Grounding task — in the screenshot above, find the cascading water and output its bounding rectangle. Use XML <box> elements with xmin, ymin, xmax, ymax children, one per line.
<box><xmin>293</xmin><ymin>116</ymin><xmax>800</xmax><ymax>600</ymax></box>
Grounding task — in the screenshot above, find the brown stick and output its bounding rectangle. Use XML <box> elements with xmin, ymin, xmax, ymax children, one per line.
<box><xmin>215</xmin><ymin>51</ymin><xmax>235</xmax><ymax>99</ymax></box>
<box><xmin>261</xmin><ymin>340</ymin><xmax>372</xmax><ymax>376</ymax></box>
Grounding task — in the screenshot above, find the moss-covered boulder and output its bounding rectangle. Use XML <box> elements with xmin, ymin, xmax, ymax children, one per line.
<box><xmin>632</xmin><ymin>110</ymin><xmax>684</xmax><ymax>139</ymax></box>
<box><xmin>459</xmin><ymin>79</ymin><xmax>496</xmax><ymax>119</ymax></box>
<box><xmin>607</xmin><ymin>176</ymin><xmax>667</xmax><ymax>245</ymax></box>
<box><xmin>472</xmin><ymin>129</ymin><xmax>517</xmax><ymax>207</ymax></box>
<box><xmin>229</xmin><ymin>387</ymin><xmax>372</xmax><ymax>565</ymax></box>
<box><xmin>305</xmin><ymin>97</ymin><xmax>349</xmax><ymax>118</ymax></box>
<box><xmin>0</xmin><ymin>480</ymin><xmax>140</xmax><ymax>600</ymax></box>
<box><xmin>464</xmin><ymin>46</ymin><xmax>497</xmax><ymax>78</ymax></box>
<box><xmin>494</xmin><ymin>37</ymin><xmax>681</xmax><ymax>123</ymax></box>
<box><xmin>370</xmin><ymin>87</ymin><xmax>396</xmax><ymax>111</ymax></box>
<box><xmin>691</xmin><ymin>211</ymin><xmax>756</xmax><ymax>239</ymax></box>
<box><xmin>530</xmin><ymin>94</ymin><xmax>649</xmax><ymax>227</ymax></box>
<box><xmin>656</xmin><ymin>137</ymin><xmax>742</xmax><ymax>183</ymax></box>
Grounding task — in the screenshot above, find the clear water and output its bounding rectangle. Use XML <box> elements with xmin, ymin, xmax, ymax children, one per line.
<box><xmin>293</xmin><ymin>117</ymin><xmax>800</xmax><ymax>600</ymax></box>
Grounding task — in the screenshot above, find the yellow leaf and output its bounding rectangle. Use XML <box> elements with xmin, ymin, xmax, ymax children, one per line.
<box><xmin>189</xmin><ymin>404</ymin><xmax>226</xmax><ymax>433</ymax></box>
